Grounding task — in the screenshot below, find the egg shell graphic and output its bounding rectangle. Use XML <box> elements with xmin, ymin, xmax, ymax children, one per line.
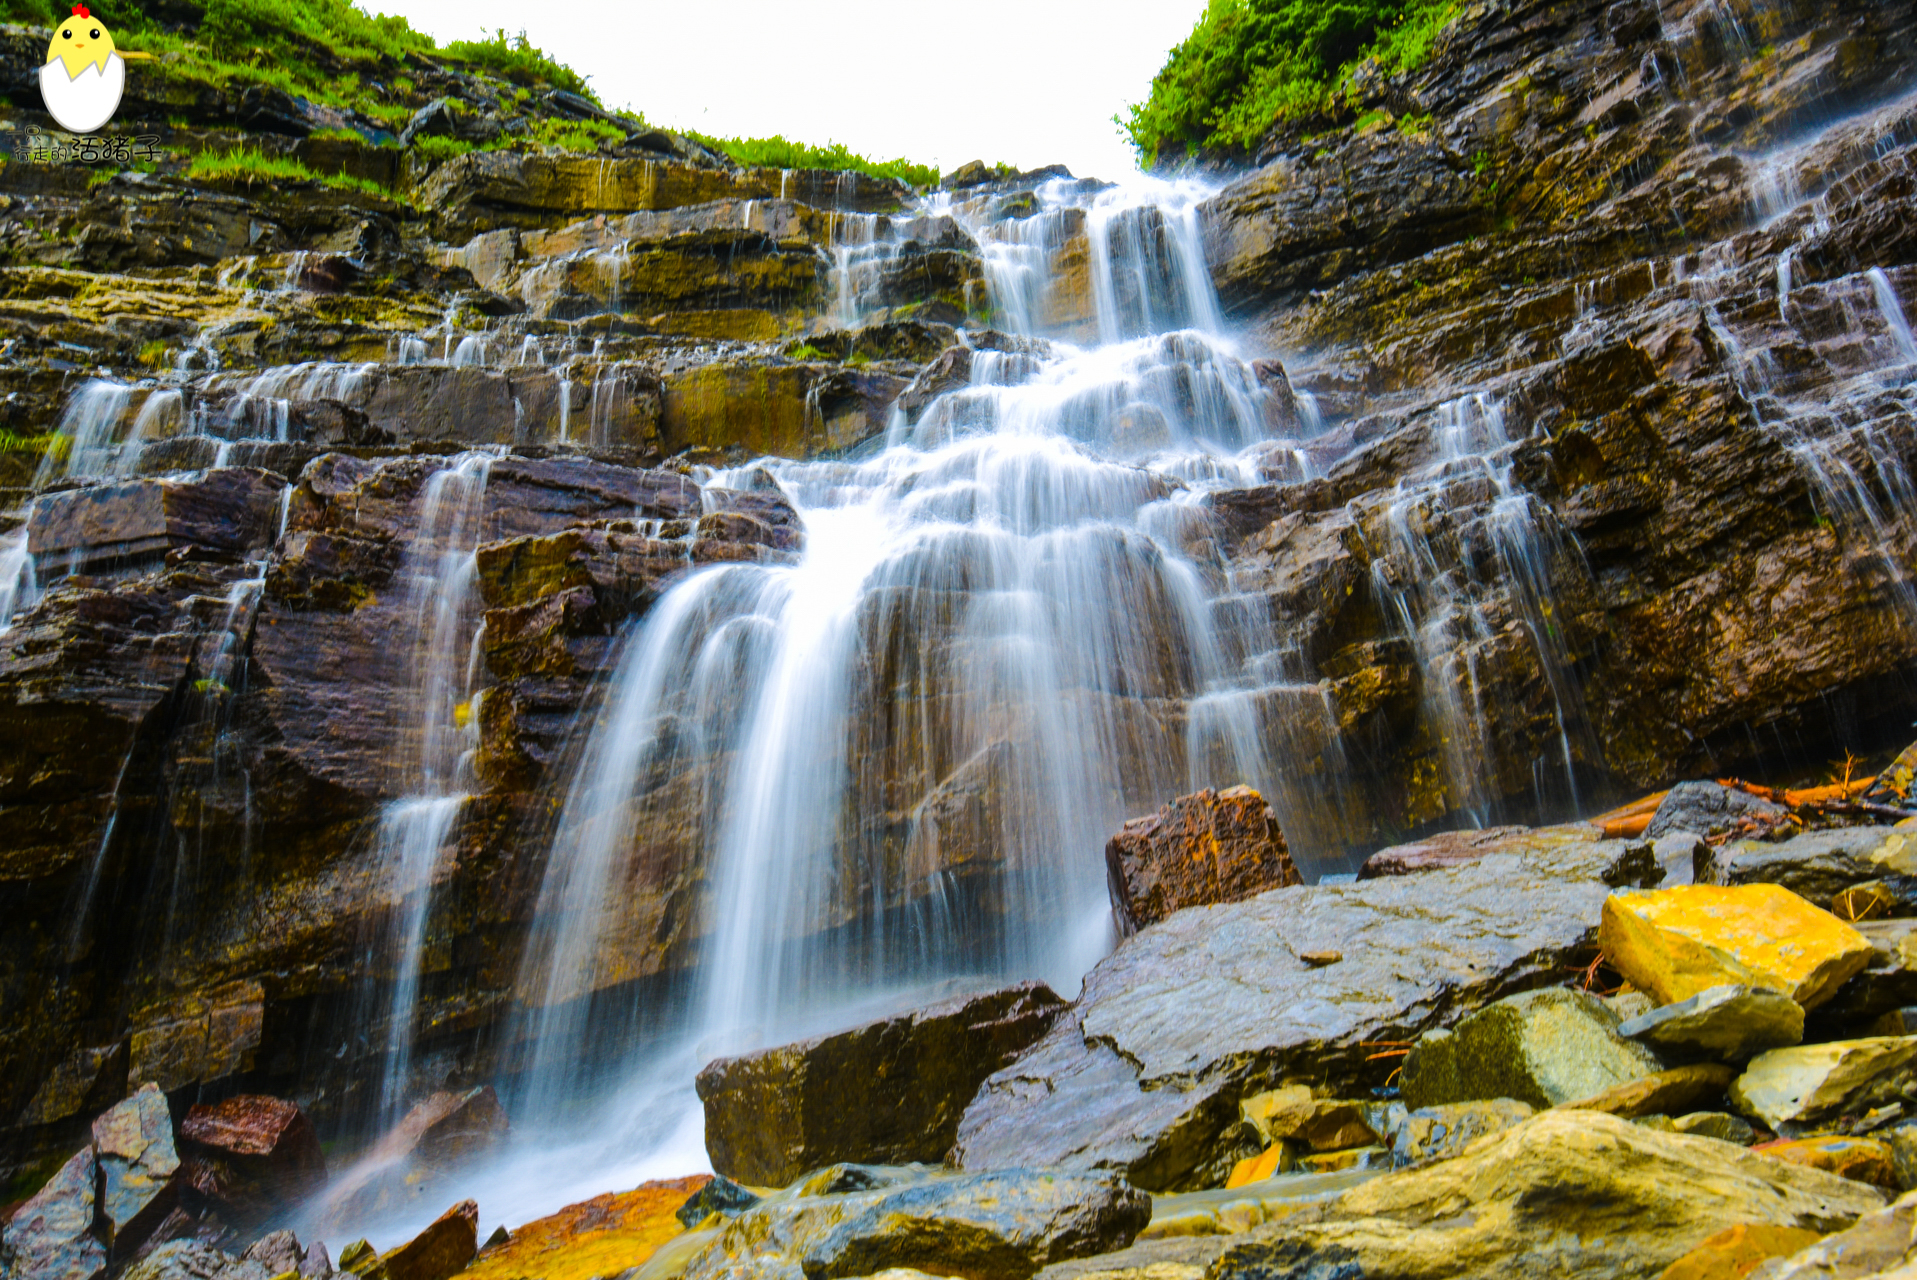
<box><xmin>40</xmin><ymin>54</ymin><xmax>124</xmax><ymax>133</ymax></box>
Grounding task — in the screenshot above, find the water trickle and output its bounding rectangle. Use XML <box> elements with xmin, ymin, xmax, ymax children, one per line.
<box><xmin>369</xmin><ymin>453</ymin><xmax>494</xmax><ymax>1124</ymax></box>
<box><xmin>37</xmin><ymin>381</ymin><xmax>135</xmax><ymax>487</ymax></box>
<box><xmin>0</xmin><ymin>523</ymin><xmax>37</xmax><ymax>632</ymax></box>
<box><xmin>453</xmin><ymin>334</ymin><xmax>490</xmax><ymax>368</ymax></box>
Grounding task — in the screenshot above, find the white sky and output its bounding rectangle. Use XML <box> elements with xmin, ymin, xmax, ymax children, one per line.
<box><xmin>365</xmin><ymin>0</ymin><xmax>1210</xmax><ymax>180</ymax></box>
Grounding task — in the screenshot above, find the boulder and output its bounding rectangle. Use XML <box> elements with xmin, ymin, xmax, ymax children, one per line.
<box><xmin>1600</xmin><ymin>885</ymin><xmax>1876</xmax><ymax>1010</ymax></box>
<box><xmin>955</xmin><ymin>835</ymin><xmax>1622</xmax><ymax>1191</ymax></box>
<box><xmin>1730</xmin><ymin>1037</ymin><xmax>1917</xmax><ymax>1130</ymax></box>
<box><xmin>178</xmin><ymin>1095</ymin><xmax>327</xmax><ymax>1225</ymax></box>
<box><xmin>1746</xmin><ymin>1187</ymin><xmax>1917</xmax><ymax>1278</ymax></box>
<box><xmin>1800</xmin><ymin>919</ymin><xmax>1917</xmax><ymax>1028</ymax></box>
<box><xmin>697</xmin><ymin>983</ymin><xmax>1065</xmax><ymax>1186</ymax></box>
<box><xmin>379</xmin><ymin>1201</ymin><xmax>478</xmax><ymax>1280</ymax></box>
<box><xmin>1863</xmin><ymin>742</ymin><xmax>1917</xmax><ymax>809</ymax></box>
<box><xmin>1356</xmin><ymin>826</ymin><xmax>1537</xmax><ymax>878</ymax></box>
<box><xmin>1707</xmin><ymin>828</ymin><xmax>1917</xmax><ymax>909</ymax></box>
<box><xmin>1656</xmin><ymin>1224</ymin><xmax>1824</xmax><ymax>1280</ymax></box>
<box><xmin>675</xmin><ymin>1177</ymin><xmax>758</xmax><ymax>1229</ymax></box>
<box><xmin>1383</xmin><ymin>1099</ymin><xmax>1534</xmax><ymax>1169</ymax></box>
<box><xmin>1759</xmin><ymin>1135</ymin><xmax>1898</xmax><ymax>1187</ymax></box>
<box><xmin>1672</xmin><ymin>1112</ymin><xmax>1756</xmax><ymax>1145</ymax></box>
<box><xmin>1645</xmin><ymin>781</ymin><xmax>1795</xmax><ymax>842</ymax></box>
<box><xmin>0</xmin><ymin>1146</ymin><xmax>107</xmax><ymax>1280</ymax></box>
<box><xmin>681</xmin><ymin>1168</ymin><xmax>1151</xmax><ymax>1280</ymax></box>
<box><xmin>28</xmin><ymin>468</ymin><xmax>286</xmax><ymax>568</ymax></box>
<box><xmin>93</xmin><ymin>1083</ymin><xmax>183</xmax><ymax>1255</ymax></box>
<box><xmin>1618</xmin><ymin>984</ymin><xmax>1806</xmax><ymax>1061</ymax></box>
<box><xmin>1400</xmin><ymin>987</ymin><xmax>1666</xmax><ymax>1111</ymax></box>
<box><xmin>463</xmin><ymin>1178</ymin><xmax>709</xmax><ymax>1280</ymax></box>
<box><xmin>1558</xmin><ymin>1063</ymin><xmax>1739</xmax><ymax>1119</ymax></box>
<box><xmin>1104</xmin><ymin>786</ymin><xmax>1302</xmax><ymax>936</ymax></box>
<box><xmin>1205</xmin><ymin>1111</ymin><xmax>1883</xmax><ymax>1280</ymax></box>
<box><xmin>240</xmin><ymin>1231</ymin><xmax>332</xmax><ymax>1280</ymax></box>
<box><xmin>1237</xmin><ymin>1087</ymin><xmax>1376</xmax><ymax>1152</ymax></box>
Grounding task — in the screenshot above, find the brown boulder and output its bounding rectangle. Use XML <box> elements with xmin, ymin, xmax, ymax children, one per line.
<box><xmin>178</xmin><ymin>1095</ymin><xmax>326</xmax><ymax>1225</ymax></box>
<box><xmin>380</xmin><ymin>1201</ymin><xmax>477</xmax><ymax>1280</ymax></box>
<box><xmin>1357</xmin><ymin>826</ymin><xmax>1537</xmax><ymax>878</ymax></box>
<box><xmin>696</xmin><ymin>983</ymin><xmax>1066</xmax><ymax>1187</ymax></box>
<box><xmin>1104</xmin><ymin>786</ymin><xmax>1302</xmax><ymax>935</ymax></box>
<box><xmin>27</xmin><ymin>468</ymin><xmax>287</xmax><ymax>568</ymax></box>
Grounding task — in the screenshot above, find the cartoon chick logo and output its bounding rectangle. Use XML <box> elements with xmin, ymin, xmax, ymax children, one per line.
<box><xmin>40</xmin><ymin>5</ymin><xmax>150</xmax><ymax>134</ymax></box>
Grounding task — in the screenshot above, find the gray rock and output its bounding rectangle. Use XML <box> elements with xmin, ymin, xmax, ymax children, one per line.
<box><xmin>1814</xmin><ymin>920</ymin><xmax>1917</xmax><ymax>1028</ymax></box>
<box><xmin>1730</xmin><ymin>1037</ymin><xmax>1917</xmax><ymax>1129</ymax></box>
<box><xmin>1617</xmin><ymin>984</ymin><xmax>1805</xmax><ymax>1061</ymax></box>
<box><xmin>1645</xmin><ymin>781</ymin><xmax>1792</xmax><ymax>842</ymax></box>
<box><xmin>1400</xmin><ymin>988</ymin><xmax>1666</xmax><ymax>1111</ymax></box>
<box><xmin>120</xmin><ymin>1242</ymin><xmax>270</xmax><ymax>1280</ymax></box>
<box><xmin>953</xmin><ymin>834</ymin><xmax>1622</xmax><ymax>1191</ymax></box>
<box><xmin>94</xmin><ymin>1083</ymin><xmax>183</xmax><ymax>1255</ymax></box>
<box><xmin>683</xmin><ymin>1167</ymin><xmax>1151</xmax><ymax>1280</ymax></box>
<box><xmin>1700</xmin><ymin>828</ymin><xmax>1917</xmax><ymax>907</ymax></box>
<box><xmin>0</xmin><ymin>1146</ymin><xmax>106</xmax><ymax>1280</ymax></box>
<box><xmin>1385</xmin><ymin>1099</ymin><xmax>1535</xmax><ymax>1168</ymax></box>
<box><xmin>1672</xmin><ymin>1112</ymin><xmax>1757</xmax><ymax>1144</ymax></box>
<box><xmin>1032</xmin><ymin>1236</ymin><xmax>1229</xmax><ymax>1280</ymax></box>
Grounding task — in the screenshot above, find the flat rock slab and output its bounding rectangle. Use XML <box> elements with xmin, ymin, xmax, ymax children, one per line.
<box><xmin>698</xmin><ymin>983</ymin><xmax>1065</xmax><ymax>1187</ymax></box>
<box><xmin>1617</xmin><ymin>983</ymin><xmax>1804</xmax><ymax>1061</ymax></box>
<box><xmin>682</xmin><ymin>1167</ymin><xmax>1151</xmax><ymax>1280</ymax></box>
<box><xmin>1731</xmin><ymin>1037</ymin><xmax>1917</xmax><ymax>1129</ymax></box>
<box><xmin>29</xmin><ymin>468</ymin><xmax>286</xmax><ymax>566</ymax></box>
<box><xmin>93</xmin><ymin>1082</ymin><xmax>182</xmax><ymax>1254</ymax></box>
<box><xmin>1206</xmin><ymin>1111</ymin><xmax>1883</xmax><ymax>1280</ymax></box>
<box><xmin>954</xmin><ymin>834</ymin><xmax>1622</xmax><ymax>1191</ymax></box>
<box><xmin>1356</xmin><ymin>825</ymin><xmax>1537</xmax><ymax>878</ymax></box>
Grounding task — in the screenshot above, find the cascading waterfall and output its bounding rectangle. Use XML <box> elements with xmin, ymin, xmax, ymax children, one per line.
<box><xmin>369</xmin><ymin>454</ymin><xmax>495</xmax><ymax>1124</ymax></box>
<box><xmin>475</xmin><ymin>179</ymin><xmax>1350</xmax><ymax>1229</ymax></box>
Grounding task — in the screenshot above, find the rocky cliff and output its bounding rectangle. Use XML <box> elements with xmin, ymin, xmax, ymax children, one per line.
<box><xmin>0</xmin><ymin>0</ymin><xmax>1912</xmax><ymax>1240</ymax></box>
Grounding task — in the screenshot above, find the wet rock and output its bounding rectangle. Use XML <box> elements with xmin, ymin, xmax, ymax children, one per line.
<box><xmin>1645</xmin><ymin>781</ymin><xmax>1796</xmax><ymax>842</ymax></box>
<box><xmin>1383</xmin><ymin>1099</ymin><xmax>1534</xmax><ymax>1169</ymax></box>
<box><xmin>1673</xmin><ymin>1112</ymin><xmax>1756</xmax><ymax>1145</ymax></box>
<box><xmin>121</xmin><ymin>1241</ymin><xmax>270</xmax><ymax>1280</ymax></box>
<box><xmin>1032</xmin><ymin>1237</ymin><xmax>1228</xmax><ymax>1280</ymax></box>
<box><xmin>178</xmin><ymin>1095</ymin><xmax>327</xmax><ymax>1225</ymax></box>
<box><xmin>1205</xmin><ymin>1111</ymin><xmax>1882</xmax><ymax>1280</ymax></box>
<box><xmin>28</xmin><ymin>469</ymin><xmax>287</xmax><ymax>568</ymax></box>
<box><xmin>1617</xmin><ymin>984</ymin><xmax>1806</xmax><ymax>1062</ymax></box>
<box><xmin>1656</xmin><ymin>1224</ymin><xmax>1824</xmax><ymax>1280</ymax></box>
<box><xmin>1864</xmin><ymin>741</ymin><xmax>1917</xmax><ymax>810</ymax></box>
<box><xmin>676</xmin><ymin>1177</ymin><xmax>758</xmax><ymax>1229</ymax></box>
<box><xmin>1104</xmin><ymin>786</ymin><xmax>1302</xmax><ymax>936</ymax></box>
<box><xmin>314</xmin><ymin>1089</ymin><xmax>508</xmax><ymax>1228</ymax></box>
<box><xmin>380</xmin><ymin>1201</ymin><xmax>478</xmax><ymax>1280</ymax></box>
<box><xmin>1237</xmin><ymin>1088</ymin><xmax>1376</xmax><ymax>1153</ymax></box>
<box><xmin>94</xmin><ymin>1083</ymin><xmax>183</xmax><ymax>1255</ymax></box>
<box><xmin>1731</xmin><ymin>1038</ymin><xmax>1917</xmax><ymax>1131</ymax></box>
<box><xmin>0</xmin><ymin>1146</ymin><xmax>106</xmax><ymax>1280</ymax></box>
<box><xmin>1400</xmin><ymin>987</ymin><xmax>1665</xmax><ymax>1111</ymax></box>
<box><xmin>1704</xmin><ymin>827</ymin><xmax>1917</xmax><ymax>909</ymax></box>
<box><xmin>955</xmin><ymin>835</ymin><xmax>1621</xmax><ymax>1190</ymax></box>
<box><xmin>1749</xmin><ymin>1188</ymin><xmax>1917</xmax><ymax>1278</ymax></box>
<box><xmin>697</xmin><ymin>983</ymin><xmax>1066</xmax><ymax>1186</ymax></box>
<box><xmin>1355</xmin><ymin>825</ymin><xmax>1538</xmax><ymax>878</ymax></box>
<box><xmin>464</xmin><ymin>1177</ymin><xmax>709</xmax><ymax>1280</ymax></box>
<box><xmin>128</xmin><ymin>981</ymin><xmax>266</xmax><ymax>1094</ymax></box>
<box><xmin>240</xmin><ymin>1230</ymin><xmax>331</xmax><ymax>1280</ymax></box>
<box><xmin>683</xmin><ymin>1168</ymin><xmax>1151</xmax><ymax>1280</ymax></box>
<box><xmin>1600</xmin><ymin>885</ymin><xmax>1875</xmax><ymax>1010</ymax></box>
<box><xmin>1559</xmin><ymin>1063</ymin><xmax>1738</xmax><ymax>1119</ymax></box>
<box><xmin>1760</xmin><ymin>1136</ymin><xmax>1898</xmax><ymax>1188</ymax></box>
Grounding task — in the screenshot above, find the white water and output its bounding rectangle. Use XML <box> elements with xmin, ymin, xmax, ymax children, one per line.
<box><xmin>368</xmin><ymin>454</ymin><xmax>494</xmax><ymax>1126</ymax></box>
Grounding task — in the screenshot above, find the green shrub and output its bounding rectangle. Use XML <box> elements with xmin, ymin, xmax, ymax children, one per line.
<box><xmin>412</xmin><ymin>134</ymin><xmax>473</xmax><ymax>163</ymax></box>
<box><xmin>441</xmin><ymin>28</ymin><xmax>593</xmax><ymax>98</ymax></box>
<box><xmin>692</xmin><ymin>134</ymin><xmax>939</xmax><ymax>190</ymax></box>
<box><xmin>524</xmin><ymin>116</ymin><xmax>626</xmax><ymax>153</ymax></box>
<box><xmin>1124</xmin><ymin>0</ymin><xmax>1462</xmax><ymax>165</ymax></box>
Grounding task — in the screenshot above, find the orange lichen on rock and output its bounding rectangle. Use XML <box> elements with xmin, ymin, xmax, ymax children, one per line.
<box><xmin>1656</xmin><ymin>1222</ymin><xmax>1825</xmax><ymax>1279</ymax></box>
<box><xmin>462</xmin><ymin>1176</ymin><xmax>709</xmax><ymax>1280</ymax></box>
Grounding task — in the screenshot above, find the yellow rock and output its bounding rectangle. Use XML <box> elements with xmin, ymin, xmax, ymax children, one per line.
<box><xmin>462</xmin><ymin>1176</ymin><xmax>704</xmax><ymax>1280</ymax></box>
<box><xmin>1225</xmin><ymin>1142</ymin><xmax>1290</xmax><ymax>1188</ymax></box>
<box><xmin>1656</xmin><ymin>1222</ymin><xmax>1824</xmax><ymax>1279</ymax></box>
<box><xmin>1599</xmin><ymin>885</ymin><xmax>1874</xmax><ymax>1010</ymax></box>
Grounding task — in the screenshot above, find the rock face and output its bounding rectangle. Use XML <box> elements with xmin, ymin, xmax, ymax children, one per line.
<box><xmin>697</xmin><ymin>983</ymin><xmax>1066</xmax><ymax>1186</ymax></box>
<box><xmin>1399</xmin><ymin>987</ymin><xmax>1664</xmax><ymax>1110</ymax></box>
<box><xmin>1103</xmin><ymin>787</ymin><xmax>1302</xmax><ymax>935</ymax></box>
<box><xmin>1205</xmin><ymin>1111</ymin><xmax>1883</xmax><ymax>1280</ymax></box>
<box><xmin>1600</xmin><ymin>885</ymin><xmax>1876</xmax><ymax>1010</ymax></box>
<box><xmin>681</xmin><ymin>1167</ymin><xmax>1152</xmax><ymax>1280</ymax></box>
<box><xmin>954</xmin><ymin>832</ymin><xmax>1618</xmax><ymax>1190</ymax></box>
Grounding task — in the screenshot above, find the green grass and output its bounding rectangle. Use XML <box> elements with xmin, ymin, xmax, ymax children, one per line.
<box><xmin>441</xmin><ymin>28</ymin><xmax>592</xmax><ymax>98</ymax></box>
<box><xmin>1124</xmin><ymin>0</ymin><xmax>1463</xmax><ymax>165</ymax></box>
<box><xmin>412</xmin><ymin>134</ymin><xmax>473</xmax><ymax>163</ymax></box>
<box><xmin>186</xmin><ymin>147</ymin><xmax>399</xmax><ymax>200</ymax></box>
<box><xmin>690</xmin><ymin>134</ymin><xmax>940</xmax><ymax>189</ymax></box>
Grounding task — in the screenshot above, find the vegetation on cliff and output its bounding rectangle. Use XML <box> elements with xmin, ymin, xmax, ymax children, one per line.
<box><xmin>1123</xmin><ymin>0</ymin><xmax>1460</xmax><ymax>165</ymax></box>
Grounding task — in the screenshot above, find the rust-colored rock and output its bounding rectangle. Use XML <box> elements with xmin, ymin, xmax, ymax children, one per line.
<box><xmin>380</xmin><ymin>1200</ymin><xmax>478</xmax><ymax>1280</ymax></box>
<box><xmin>1358</xmin><ymin>826</ymin><xmax>1539</xmax><ymax>878</ymax></box>
<box><xmin>1757</xmin><ymin>1135</ymin><xmax>1898</xmax><ymax>1188</ymax></box>
<box><xmin>1656</xmin><ymin>1222</ymin><xmax>1825</xmax><ymax>1280</ymax></box>
<box><xmin>463</xmin><ymin>1177</ymin><xmax>706</xmax><ymax>1280</ymax></box>
<box><xmin>178</xmin><ymin>1095</ymin><xmax>326</xmax><ymax>1224</ymax></box>
<box><xmin>1105</xmin><ymin>786</ymin><xmax>1301</xmax><ymax>935</ymax></box>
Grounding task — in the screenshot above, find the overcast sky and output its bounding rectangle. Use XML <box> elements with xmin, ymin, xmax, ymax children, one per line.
<box><xmin>368</xmin><ymin>0</ymin><xmax>1210</xmax><ymax>180</ymax></box>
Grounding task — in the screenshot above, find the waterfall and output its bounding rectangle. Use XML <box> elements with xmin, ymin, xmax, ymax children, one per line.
<box><xmin>482</xmin><ymin>178</ymin><xmax>1333</xmax><ymax>1222</ymax></box>
<box><xmin>37</xmin><ymin>380</ymin><xmax>134</xmax><ymax>486</ymax></box>
<box><xmin>370</xmin><ymin>454</ymin><xmax>495</xmax><ymax>1124</ymax></box>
